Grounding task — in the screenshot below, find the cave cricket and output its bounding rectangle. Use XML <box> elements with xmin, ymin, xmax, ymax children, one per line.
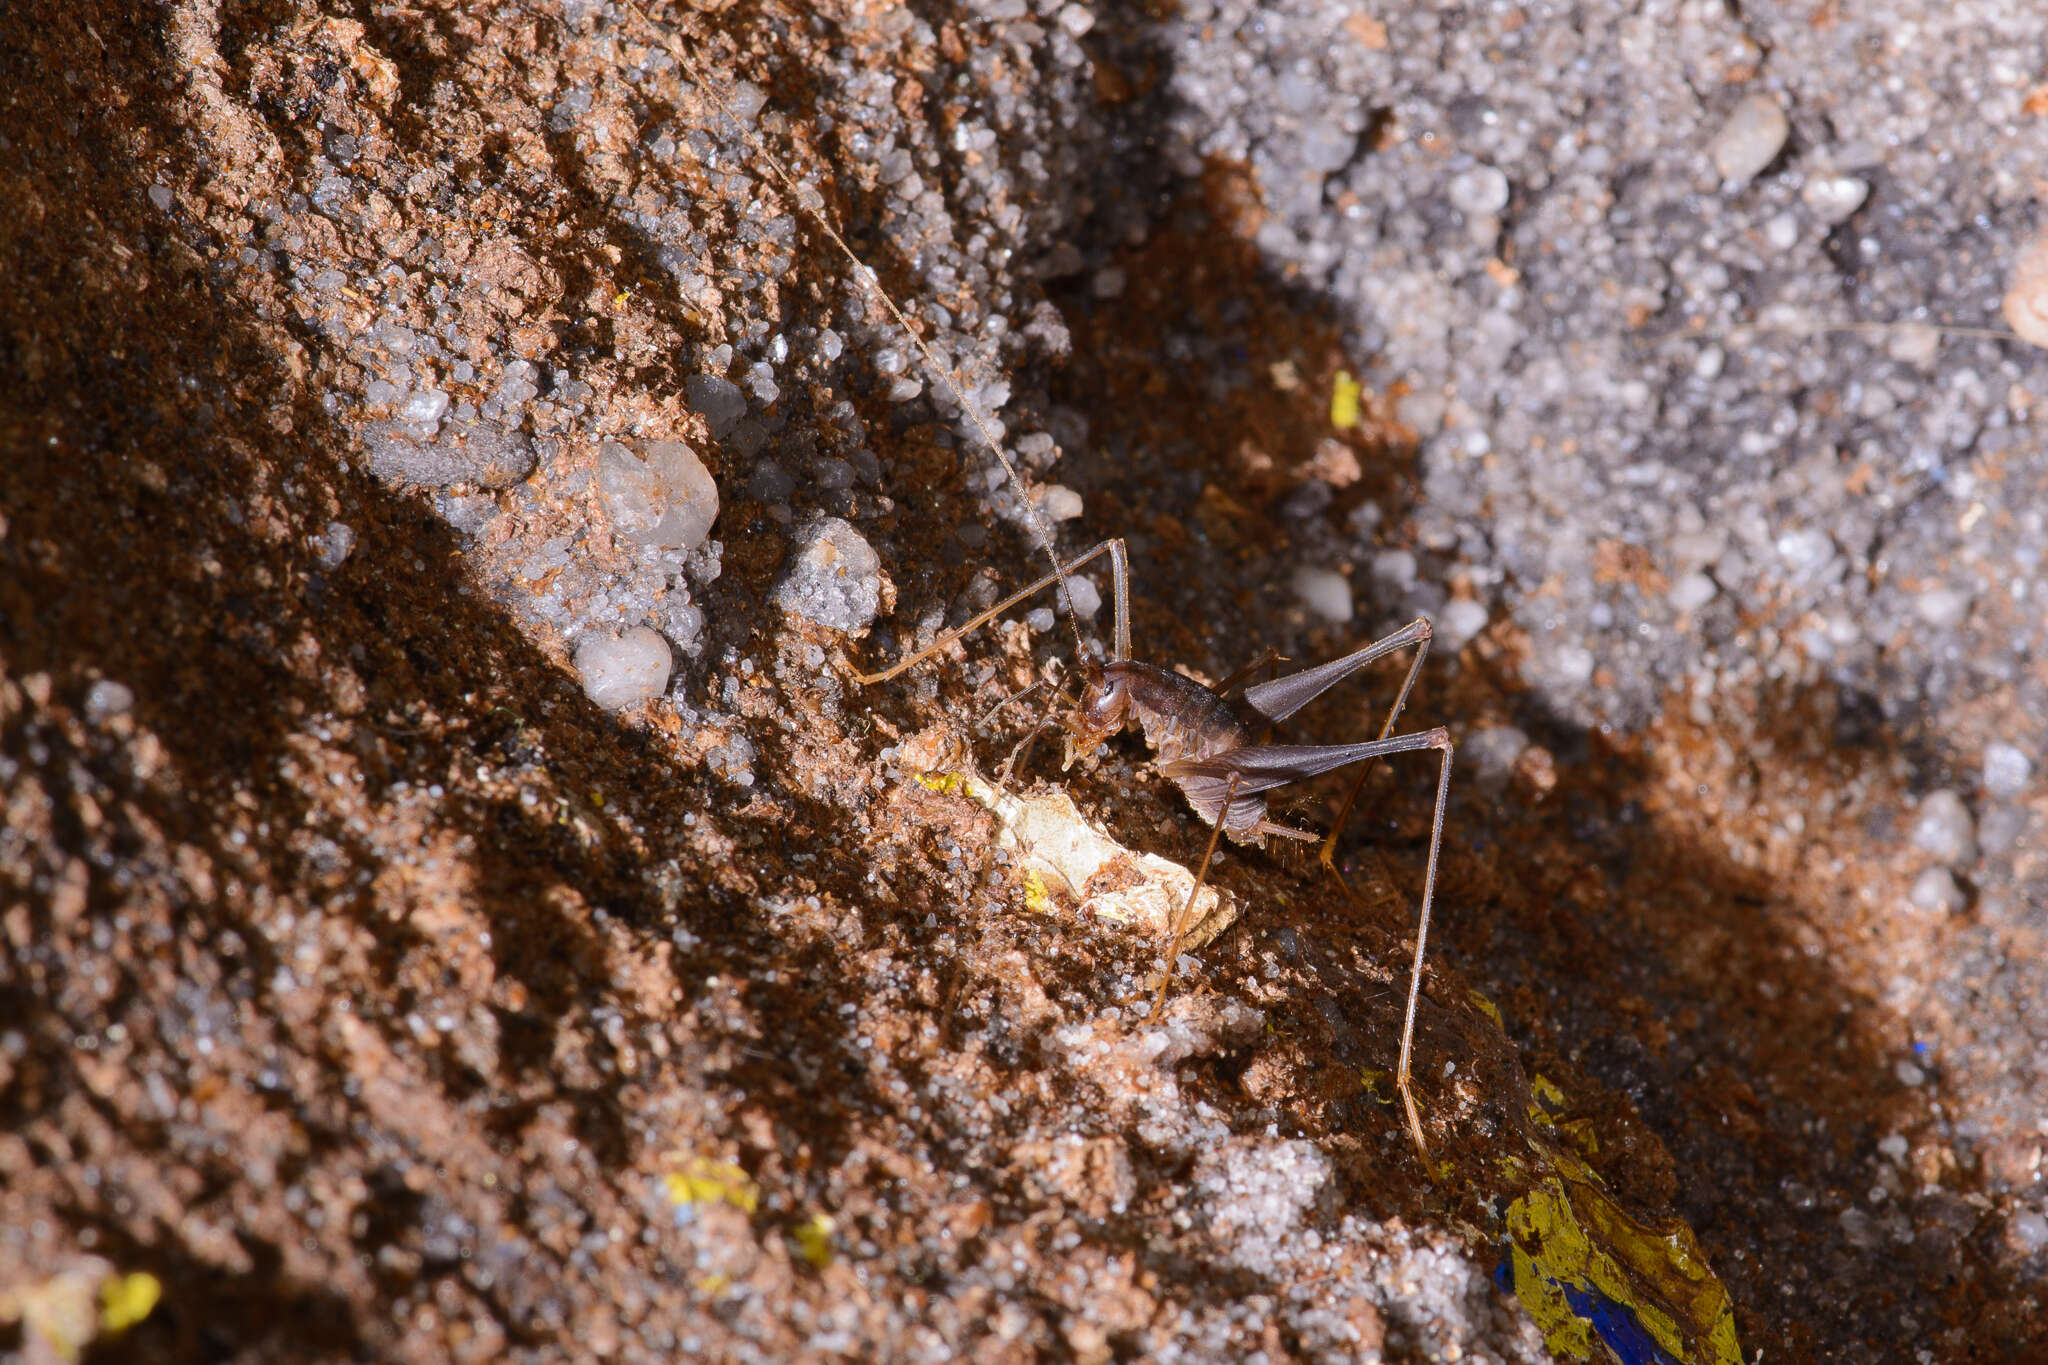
<box><xmin>670</xmin><ymin>35</ymin><xmax>1455</xmax><ymax>1162</ymax></box>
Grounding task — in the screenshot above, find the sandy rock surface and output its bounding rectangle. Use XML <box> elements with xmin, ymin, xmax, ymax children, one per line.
<box><xmin>4</xmin><ymin>1</ymin><xmax>2046</xmax><ymax>1362</ymax></box>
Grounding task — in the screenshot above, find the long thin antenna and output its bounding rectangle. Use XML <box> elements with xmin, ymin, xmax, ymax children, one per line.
<box><xmin>659</xmin><ymin>23</ymin><xmax>1087</xmax><ymax>667</ymax></box>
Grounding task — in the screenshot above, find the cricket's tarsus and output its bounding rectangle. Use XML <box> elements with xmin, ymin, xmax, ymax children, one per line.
<box><xmin>671</xmin><ymin>36</ymin><xmax>1452</xmax><ymax>1165</ymax></box>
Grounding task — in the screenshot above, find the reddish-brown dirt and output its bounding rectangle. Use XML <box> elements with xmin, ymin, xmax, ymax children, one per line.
<box><xmin>3</xmin><ymin>3</ymin><xmax>2043</xmax><ymax>1363</ymax></box>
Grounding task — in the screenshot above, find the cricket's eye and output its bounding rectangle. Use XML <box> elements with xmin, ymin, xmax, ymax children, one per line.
<box><xmin>1079</xmin><ymin>674</ymin><xmax>1123</xmax><ymax>729</ymax></box>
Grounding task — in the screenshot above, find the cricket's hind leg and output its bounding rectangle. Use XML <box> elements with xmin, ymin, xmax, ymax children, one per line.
<box><xmin>1148</xmin><ymin>773</ymin><xmax>1243</xmax><ymax>1023</ymax></box>
<box><xmin>1234</xmin><ymin>617</ymin><xmax>1435</xmax><ymax>894</ymax></box>
<box><xmin>1321</xmin><ymin>622</ymin><xmax>1434</xmax><ymax>893</ymax></box>
<box><xmin>1392</xmin><ymin>733</ymin><xmax>1454</xmax><ymax>1165</ymax></box>
<box><xmin>1156</xmin><ymin>723</ymin><xmax>1456</xmax><ymax>1164</ymax></box>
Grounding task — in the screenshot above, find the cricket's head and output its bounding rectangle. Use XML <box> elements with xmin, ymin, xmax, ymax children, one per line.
<box><xmin>1063</xmin><ymin>661</ymin><xmax>1130</xmax><ymax>769</ymax></box>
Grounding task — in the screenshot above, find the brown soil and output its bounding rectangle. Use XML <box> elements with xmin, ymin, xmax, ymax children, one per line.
<box><xmin>2</xmin><ymin>3</ymin><xmax>2042</xmax><ymax>1363</ymax></box>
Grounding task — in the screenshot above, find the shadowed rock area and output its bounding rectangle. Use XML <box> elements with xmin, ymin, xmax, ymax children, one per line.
<box><xmin>3</xmin><ymin>2</ymin><xmax>2045</xmax><ymax>1362</ymax></box>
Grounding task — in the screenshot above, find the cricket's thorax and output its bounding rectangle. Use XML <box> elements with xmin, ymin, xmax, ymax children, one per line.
<box><xmin>1113</xmin><ymin>662</ymin><xmax>1257</xmax><ymax>764</ymax></box>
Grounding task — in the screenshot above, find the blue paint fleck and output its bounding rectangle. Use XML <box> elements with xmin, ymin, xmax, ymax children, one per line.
<box><xmin>1500</xmin><ymin>1239</ymin><xmax>1689</xmax><ymax>1365</ymax></box>
<box><xmin>1558</xmin><ymin>1282</ymin><xmax>1685</xmax><ymax>1365</ymax></box>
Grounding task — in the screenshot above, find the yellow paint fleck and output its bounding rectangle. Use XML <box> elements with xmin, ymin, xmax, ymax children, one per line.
<box><xmin>793</xmin><ymin>1212</ymin><xmax>836</xmax><ymax>1267</ymax></box>
<box><xmin>661</xmin><ymin>1156</ymin><xmax>759</xmax><ymax>1214</ymax></box>
<box><xmin>1021</xmin><ymin>867</ymin><xmax>1055</xmax><ymax>915</ymax></box>
<box><xmin>1502</xmin><ymin>1172</ymin><xmax>1741</xmax><ymax>1365</ymax></box>
<box><xmin>1330</xmin><ymin>370</ymin><xmax>1363</xmax><ymax>430</ymax></box>
<box><xmin>98</xmin><ymin>1273</ymin><xmax>160</xmax><ymax>1335</ymax></box>
<box><xmin>1558</xmin><ymin>1116</ymin><xmax>1602</xmax><ymax>1157</ymax></box>
<box><xmin>1530</xmin><ymin>1073</ymin><xmax>1568</xmax><ymax>1115</ymax></box>
<box><xmin>1465</xmin><ymin>988</ymin><xmax>1505</xmax><ymax>1028</ymax></box>
<box><xmin>2</xmin><ymin>1265</ymin><xmax>162</xmax><ymax>1364</ymax></box>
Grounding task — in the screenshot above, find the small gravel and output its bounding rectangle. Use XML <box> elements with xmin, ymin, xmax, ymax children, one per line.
<box><xmin>1710</xmin><ymin>94</ymin><xmax>1791</xmax><ymax>182</ymax></box>
<box><xmin>2003</xmin><ymin>233</ymin><xmax>2048</xmax><ymax>349</ymax></box>
<box><xmin>1291</xmin><ymin>566</ymin><xmax>1353</xmax><ymax>624</ymax></box>
<box><xmin>1550</xmin><ymin>644</ymin><xmax>1596</xmax><ymax>688</ymax></box>
<box><xmin>1982</xmin><ymin>742</ymin><xmax>2035</xmax><ymax>799</ymax></box>
<box><xmin>1035</xmin><ymin>484</ymin><xmax>1085</xmax><ymax>523</ymax></box>
<box><xmin>1063</xmin><ymin>574</ymin><xmax>1102</xmax><ymax>620</ymax></box>
<box><xmin>775</xmin><ymin>518</ymin><xmax>883</xmax><ymax>632</ymax></box>
<box><xmin>1461</xmin><ymin>725</ymin><xmax>1530</xmax><ymax>793</ymax></box>
<box><xmin>312</xmin><ymin>521</ymin><xmax>356</xmax><ymax>570</ymax></box>
<box><xmin>83</xmin><ymin>679</ymin><xmax>135</xmax><ymax>722</ymax></box>
<box><xmin>598</xmin><ymin>440</ymin><xmax>720</xmax><ymax>551</ymax></box>
<box><xmin>573</xmin><ymin>626</ymin><xmax>674</xmax><ymax>711</ymax></box>
<box><xmin>1447</xmin><ymin>164</ymin><xmax>1510</xmax><ymax>217</ymax></box>
<box><xmin>1801</xmin><ymin>174</ymin><xmax>1870</xmax><ymax>224</ymax></box>
<box><xmin>1913</xmin><ymin>586</ymin><xmax>1973</xmax><ymax>629</ymax></box>
<box><xmin>1370</xmin><ymin>550</ymin><xmax>1418</xmax><ymax>593</ymax></box>
<box><xmin>1437</xmin><ymin>598</ymin><xmax>1488</xmax><ymax>652</ymax></box>
<box><xmin>1909</xmin><ymin>866</ymin><xmax>1966</xmax><ymax>915</ymax></box>
<box><xmin>360</xmin><ymin>419</ymin><xmax>536</xmax><ymax>489</ymax></box>
<box><xmin>1910</xmin><ymin>790</ymin><xmax>1977</xmax><ymax>868</ymax></box>
<box><xmin>684</xmin><ymin>374</ymin><xmax>748</xmax><ymax>439</ymax></box>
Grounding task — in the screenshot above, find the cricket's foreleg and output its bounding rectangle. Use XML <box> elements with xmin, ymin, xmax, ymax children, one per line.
<box><xmin>851</xmin><ymin>539</ymin><xmax>1127</xmax><ymax>684</ymax></box>
<box><xmin>997</xmin><ymin>673</ymin><xmax>1074</xmax><ymax>785</ymax></box>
